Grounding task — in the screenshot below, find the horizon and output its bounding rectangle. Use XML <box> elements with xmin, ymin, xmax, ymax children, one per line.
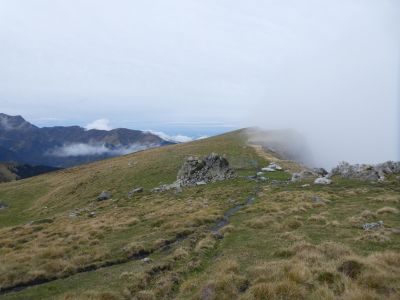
<box><xmin>1</xmin><ymin>0</ymin><xmax>399</xmax><ymax>167</ymax></box>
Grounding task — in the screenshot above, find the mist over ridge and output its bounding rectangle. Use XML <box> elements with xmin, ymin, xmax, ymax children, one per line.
<box><xmin>0</xmin><ymin>0</ymin><xmax>399</xmax><ymax>168</ymax></box>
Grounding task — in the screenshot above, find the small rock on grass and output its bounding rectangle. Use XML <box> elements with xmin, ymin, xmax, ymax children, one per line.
<box><xmin>97</xmin><ymin>191</ymin><xmax>111</xmax><ymax>201</ymax></box>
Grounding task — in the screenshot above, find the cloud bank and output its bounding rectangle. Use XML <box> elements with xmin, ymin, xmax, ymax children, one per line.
<box><xmin>47</xmin><ymin>143</ymin><xmax>154</xmax><ymax>157</ymax></box>
<box><xmin>0</xmin><ymin>1</ymin><xmax>398</xmax><ymax>167</ymax></box>
<box><xmin>85</xmin><ymin>119</ymin><xmax>112</xmax><ymax>131</ymax></box>
<box><xmin>148</xmin><ymin>130</ymin><xmax>209</xmax><ymax>143</ymax></box>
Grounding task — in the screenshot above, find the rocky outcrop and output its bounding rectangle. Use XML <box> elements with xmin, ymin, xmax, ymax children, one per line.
<box><xmin>177</xmin><ymin>153</ymin><xmax>235</xmax><ymax>186</ymax></box>
<box><xmin>152</xmin><ymin>153</ymin><xmax>235</xmax><ymax>192</ymax></box>
<box><xmin>329</xmin><ymin>161</ymin><xmax>400</xmax><ymax>181</ymax></box>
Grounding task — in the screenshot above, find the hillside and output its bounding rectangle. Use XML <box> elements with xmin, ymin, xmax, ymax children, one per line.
<box><xmin>0</xmin><ymin>129</ymin><xmax>399</xmax><ymax>300</ymax></box>
<box><xmin>0</xmin><ymin>113</ymin><xmax>171</xmax><ymax>168</ymax></box>
<box><xmin>0</xmin><ymin>163</ymin><xmax>61</xmax><ymax>183</ymax></box>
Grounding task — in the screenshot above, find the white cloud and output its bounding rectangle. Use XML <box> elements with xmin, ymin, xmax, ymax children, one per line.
<box><xmin>147</xmin><ymin>130</ymin><xmax>194</xmax><ymax>143</ymax></box>
<box><xmin>85</xmin><ymin>119</ymin><xmax>112</xmax><ymax>131</ymax></box>
<box><xmin>47</xmin><ymin>143</ymin><xmax>155</xmax><ymax>157</ymax></box>
<box><xmin>196</xmin><ymin>136</ymin><xmax>209</xmax><ymax>140</ymax></box>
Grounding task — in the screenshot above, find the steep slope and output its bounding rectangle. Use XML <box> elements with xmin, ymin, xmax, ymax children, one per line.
<box><xmin>0</xmin><ymin>113</ymin><xmax>171</xmax><ymax>167</ymax></box>
<box><xmin>0</xmin><ymin>129</ymin><xmax>399</xmax><ymax>300</ymax></box>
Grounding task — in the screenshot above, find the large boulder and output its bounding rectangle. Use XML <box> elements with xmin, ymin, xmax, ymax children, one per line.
<box><xmin>152</xmin><ymin>153</ymin><xmax>235</xmax><ymax>192</ymax></box>
<box><xmin>177</xmin><ymin>153</ymin><xmax>235</xmax><ymax>186</ymax></box>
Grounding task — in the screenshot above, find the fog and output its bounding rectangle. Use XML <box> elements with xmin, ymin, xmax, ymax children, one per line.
<box><xmin>47</xmin><ymin>143</ymin><xmax>155</xmax><ymax>157</ymax></box>
<box><xmin>0</xmin><ymin>0</ymin><xmax>399</xmax><ymax>168</ymax></box>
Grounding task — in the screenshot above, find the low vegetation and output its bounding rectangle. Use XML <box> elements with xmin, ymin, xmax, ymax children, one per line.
<box><xmin>0</xmin><ymin>129</ymin><xmax>399</xmax><ymax>299</ymax></box>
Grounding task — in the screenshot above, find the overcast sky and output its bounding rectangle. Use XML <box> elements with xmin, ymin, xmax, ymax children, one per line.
<box><xmin>0</xmin><ymin>0</ymin><xmax>399</xmax><ymax>167</ymax></box>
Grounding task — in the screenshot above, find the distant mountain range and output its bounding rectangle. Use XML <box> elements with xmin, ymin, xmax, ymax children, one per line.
<box><xmin>0</xmin><ymin>113</ymin><xmax>172</xmax><ymax>168</ymax></box>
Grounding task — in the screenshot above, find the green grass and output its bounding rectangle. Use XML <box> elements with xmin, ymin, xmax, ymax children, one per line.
<box><xmin>0</xmin><ymin>129</ymin><xmax>399</xmax><ymax>300</ymax></box>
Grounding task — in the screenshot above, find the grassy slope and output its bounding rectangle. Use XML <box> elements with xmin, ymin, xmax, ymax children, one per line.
<box><xmin>0</xmin><ymin>129</ymin><xmax>399</xmax><ymax>300</ymax></box>
<box><xmin>0</xmin><ymin>164</ymin><xmax>18</xmax><ymax>183</ymax></box>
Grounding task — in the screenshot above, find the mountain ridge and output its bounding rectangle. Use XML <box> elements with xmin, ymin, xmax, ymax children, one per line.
<box><xmin>0</xmin><ymin>113</ymin><xmax>173</xmax><ymax>167</ymax></box>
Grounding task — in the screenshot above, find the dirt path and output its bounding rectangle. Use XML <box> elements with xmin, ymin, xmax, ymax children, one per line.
<box><xmin>249</xmin><ymin>144</ymin><xmax>303</xmax><ymax>173</ymax></box>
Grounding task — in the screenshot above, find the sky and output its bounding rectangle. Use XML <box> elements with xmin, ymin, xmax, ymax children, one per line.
<box><xmin>0</xmin><ymin>0</ymin><xmax>399</xmax><ymax>167</ymax></box>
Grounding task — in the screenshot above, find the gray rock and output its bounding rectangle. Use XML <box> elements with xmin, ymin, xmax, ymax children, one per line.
<box><xmin>262</xmin><ymin>162</ymin><xmax>282</xmax><ymax>172</ymax></box>
<box><xmin>177</xmin><ymin>153</ymin><xmax>235</xmax><ymax>186</ymax></box>
<box><xmin>329</xmin><ymin>161</ymin><xmax>400</xmax><ymax>181</ymax></box>
<box><xmin>128</xmin><ymin>187</ymin><xmax>144</xmax><ymax>197</ymax></box>
<box><xmin>313</xmin><ymin>168</ymin><xmax>328</xmax><ymax>177</ymax></box>
<box><xmin>97</xmin><ymin>191</ymin><xmax>110</xmax><ymax>201</ymax></box>
<box><xmin>152</xmin><ymin>153</ymin><xmax>235</xmax><ymax>192</ymax></box>
<box><xmin>362</xmin><ymin>221</ymin><xmax>384</xmax><ymax>230</ymax></box>
<box><xmin>291</xmin><ymin>170</ymin><xmax>317</xmax><ymax>182</ymax></box>
<box><xmin>142</xmin><ymin>257</ymin><xmax>152</xmax><ymax>263</ymax></box>
<box><xmin>0</xmin><ymin>202</ymin><xmax>8</xmax><ymax>209</ymax></box>
<box><xmin>257</xmin><ymin>171</ymin><xmax>264</xmax><ymax>176</ymax></box>
<box><xmin>314</xmin><ymin>177</ymin><xmax>332</xmax><ymax>185</ymax></box>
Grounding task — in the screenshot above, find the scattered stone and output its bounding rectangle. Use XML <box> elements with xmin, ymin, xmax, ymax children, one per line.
<box><xmin>88</xmin><ymin>212</ymin><xmax>96</xmax><ymax>218</ymax></box>
<box><xmin>128</xmin><ymin>187</ymin><xmax>143</xmax><ymax>197</ymax></box>
<box><xmin>314</xmin><ymin>177</ymin><xmax>332</xmax><ymax>185</ymax></box>
<box><xmin>142</xmin><ymin>257</ymin><xmax>152</xmax><ymax>263</ymax></box>
<box><xmin>97</xmin><ymin>191</ymin><xmax>110</xmax><ymax>201</ymax></box>
<box><xmin>362</xmin><ymin>221</ymin><xmax>384</xmax><ymax>231</ymax></box>
<box><xmin>329</xmin><ymin>161</ymin><xmax>400</xmax><ymax>181</ymax></box>
<box><xmin>291</xmin><ymin>170</ymin><xmax>317</xmax><ymax>182</ymax></box>
<box><xmin>256</xmin><ymin>172</ymin><xmax>264</xmax><ymax>176</ymax></box>
<box><xmin>259</xmin><ymin>176</ymin><xmax>267</xmax><ymax>181</ymax></box>
<box><xmin>152</xmin><ymin>181</ymin><xmax>181</xmax><ymax>193</ymax></box>
<box><xmin>0</xmin><ymin>202</ymin><xmax>8</xmax><ymax>209</ymax></box>
<box><xmin>269</xmin><ymin>162</ymin><xmax>283</xmax><ymax>170</ymax></box>
<box><xmin>262</xmin><ymin>162</ymin><xmax>283</xmax><ymax>172</ymax></box>
<box><xmin>69</xmin><ymin>212</ymin><xmax>77</xmax><ymax>218</ymax></box>
<box><xmin>301</xmin><ymin>184</ymin><xmax>310</xmax><ymax>188</ymax></box>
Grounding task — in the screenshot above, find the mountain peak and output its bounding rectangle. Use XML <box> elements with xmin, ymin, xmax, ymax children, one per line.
<box><xmin>0</xmin><ymin>113</ymin><xmax>37</xmax><ymax>131</ymax></box>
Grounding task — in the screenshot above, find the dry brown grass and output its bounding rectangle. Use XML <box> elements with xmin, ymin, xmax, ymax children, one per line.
<box><xmin>241</xmin><ymin>242</ymin><xmax>400</xmax><ymax>300</ymax></box>
<box><xmin>308</xmin><ymin>214</ymin><xmax>328</xmax><ymax>225</ymax></box>
<box><xmin>376</xmin><ymin>206</ymin><xmax>399</xmax><ymax>215</ymax></box>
